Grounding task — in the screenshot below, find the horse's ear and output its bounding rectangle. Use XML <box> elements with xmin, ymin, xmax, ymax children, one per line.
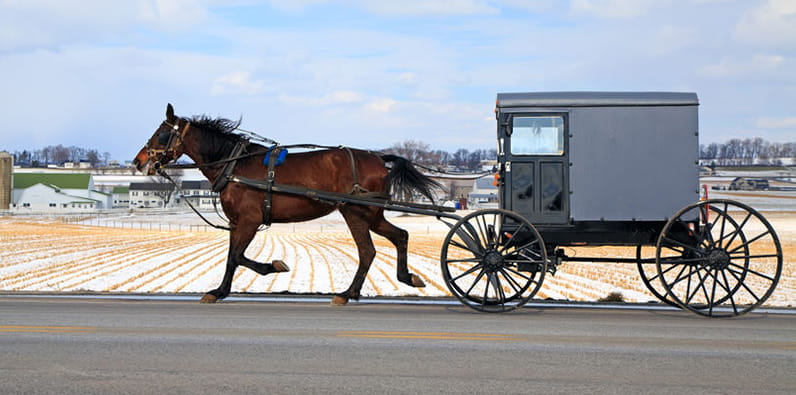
<box><xmin>166</xmin><ymin>103</ymin><xmax>175</xmax><ymax>121</ymax></box>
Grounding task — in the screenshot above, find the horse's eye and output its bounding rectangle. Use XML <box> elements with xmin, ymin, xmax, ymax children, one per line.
<box><xmin>157</xmin><ymin>132</ymin><xmax>171</xmax><ymax>145</ymax></box>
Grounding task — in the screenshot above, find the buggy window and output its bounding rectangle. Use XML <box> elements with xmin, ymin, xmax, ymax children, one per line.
<box><xmin>511</xmin><ymin>116</ymin><xmax>564</xmax><ymax>155</ymax></box>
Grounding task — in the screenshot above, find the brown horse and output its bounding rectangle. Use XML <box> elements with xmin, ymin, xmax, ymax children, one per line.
<box><xmin>134</xmin><ymin>104</ymin><xmax>440</xmax><ymax>305</ymax></box>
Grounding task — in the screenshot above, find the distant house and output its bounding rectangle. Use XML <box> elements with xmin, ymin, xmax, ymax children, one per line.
<box><xmin>129</xmin><ymin>182</ymin><xmax>177</xmax><ymax>209</ymax></box>
<box><xmin>112</xmin><ymin>186</ymin><xmax>130</xmax><ymax>208</ymax></box>
<box><xmin>468</xmin><ymin>175</ymin><xmax>499</xmax><ymax>207</ymax></box>
<box><xmin>11</xmin><ymin>172</ymin><xmax>112</xmax><ymax>212</ymax></box>
<box><xmin>180</xmin><ymin>180</ymin><xmax>217</xmax><ymax>209</ymax></box>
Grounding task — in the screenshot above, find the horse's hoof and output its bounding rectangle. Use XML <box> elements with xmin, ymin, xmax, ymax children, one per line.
<box><xmin>331</xmin><ymin>295</ymin><xmax>349</xmax><ymax>306</ymax></box>
<box><xmin>200</xmin><ymin>294</ymin><xmax>218</xmax><ymax>304</ymax></box>
<box><xmin>272</xmin><ymin>260</ymin><xmax>290</xmax><ymax>272</ymax></box>
<box><xmin>411</xmin><ymin>274</ymin><xmax>426</xmax><ymax>288</ymax></box>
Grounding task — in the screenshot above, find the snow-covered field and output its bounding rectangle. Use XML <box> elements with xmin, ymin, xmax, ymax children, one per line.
<box><xmin>1</xmin><ymin>191</ymin><xmax>794</xmax><ymax>307</ymax></box>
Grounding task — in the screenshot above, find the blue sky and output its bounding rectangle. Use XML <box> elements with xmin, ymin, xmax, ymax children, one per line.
<box><xmin>1</xmin><ymin>0</ymin><xmax>794</xmax><ymax>161</ymax></box>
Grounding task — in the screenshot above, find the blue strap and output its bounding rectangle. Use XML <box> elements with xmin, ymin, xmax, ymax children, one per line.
<box><xmin>263</xmin><ymin>146</ymin><xmax>288</xmax><ymax>167</ymax></box>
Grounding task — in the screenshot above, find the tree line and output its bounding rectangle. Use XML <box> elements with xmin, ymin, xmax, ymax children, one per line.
<box><xmin>9</xmin><ymin>137</ymin><xmax>794</xmax><ymax>170</ymax></box>
<box><xmin>700</xmin><ymin>138</ymin><xmax>796</xmax><ymax>166</ymax></box>
<box><xmin>10</xmin><ymin>145</ymin><xmax>112</xmax><ymax>168</ymax></box>
<box><xmin>383</xmin><ymin>140</ymin><xmax>497</xmax><ymax>171</ymax></box>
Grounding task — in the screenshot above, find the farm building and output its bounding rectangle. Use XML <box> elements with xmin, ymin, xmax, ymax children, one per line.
<box><xmin>180</xmin><ymin>180</ymin><xmax>217</xmax><ymax>209</ymax></box>
<box><xmin>112</xmin><ymin>186</ymin><xmax>130</xmax><ymax>208</ymax></box>
<box><xmin>11</xmin><ymin>172</ymin><xmax>112</xmax><ymax>212</ymax></box>
<box><xmin>128</xmin><ymin>182</ymin><xmax>178</xmax><ymax>209</ymax></box>
<box><xmin>468</xmin><ymin>175</ymin><xmax>499</xmax><ymax>207</ymax></box>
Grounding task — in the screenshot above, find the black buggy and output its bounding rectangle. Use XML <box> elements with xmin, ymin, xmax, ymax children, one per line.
<box><xmin>437</xmin><ymin>92</ymin><xmax>783</xmax><ymax>317</ymax></box>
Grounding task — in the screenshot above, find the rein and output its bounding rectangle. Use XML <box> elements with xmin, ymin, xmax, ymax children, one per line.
<box><xmin>156</xmin><ymin>168</ymin><xmax>232</xmax><ymax>231</ymax></box>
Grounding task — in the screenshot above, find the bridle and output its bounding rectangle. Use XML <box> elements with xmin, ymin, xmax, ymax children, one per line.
<box><xmin>146</xmin><ymin>119</ymin><xmax>191</xmax><ymax>170</ymax></box>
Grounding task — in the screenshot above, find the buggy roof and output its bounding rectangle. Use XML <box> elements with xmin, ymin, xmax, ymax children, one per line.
<box><xmin>496</xmin><ymin>91</ymin><xmax>698</xmax><ymax>108</ymax></box>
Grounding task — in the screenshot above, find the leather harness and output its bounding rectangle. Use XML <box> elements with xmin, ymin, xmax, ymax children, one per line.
<box><xmin>224</xmin><ymin>145</ymin><xmax>369</xmax><ymax>226</ymax></box>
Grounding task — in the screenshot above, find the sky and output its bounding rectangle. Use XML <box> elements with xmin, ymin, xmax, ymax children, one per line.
<box><xmin>1</xmin><ymin>0</ymin><xmax>794</xmax><ymax>162</ymax></box>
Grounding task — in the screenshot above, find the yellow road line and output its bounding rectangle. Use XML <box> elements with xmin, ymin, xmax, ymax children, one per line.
<box><xmin>337</xmin><ymin>330</ymin><xmax>525</xmax><ymax>341</ymax></box>
<box><xmin>0</xmin><ymin>325</ymin><xmax>97</xmax><ymax>333</ymax></box>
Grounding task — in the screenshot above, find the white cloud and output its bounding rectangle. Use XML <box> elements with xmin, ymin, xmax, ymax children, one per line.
<box><xmin>211</xmin><ymin>71</ymin><xmax>265</xmax><ymax>95</ymax></box>
<box><xmin>700</xmin><ymin>54</ymin><xmax>787</xmax><ymax>78</ymax></box>
<box><xmin>650</xmin><ymin>25</ymin><xmax>696</xmax><ymax>56</ymax></box>
<box><xmin>278</xmin><ymin>90</ymin><xmax>365</xmax><ymax>106</ymax></box>
<box><xmin>570</xmin><ymin>0</ymin><xmax>671</xmax><ymax>19</ymax></box>
<box><xmin>266</xmin><ymin>0</ymin><xmax>329</xmax><ymax>12</ymax></box>
<box><xmin>735</xmin><ymin>0</ymin><xmax>796</xmax><ymax>47</ymax></box>
<box><xmin>756</xmin><ymin>117</ymin><xmax>796</xmax><ymax>129</ymax></box>
<box><xmin>365</xmin><ymin>98</ymin><xmax>397</xmax><ymax>112</ymax></box>
<box><xmin>0</xmin><ymin>0</ymin><xmax>209</xmax><ymax>51</ymax></box>
<box><xmin>354</xmin><ymin>0</ymin><xmax>499</xmax><ymax>16</ymax></box>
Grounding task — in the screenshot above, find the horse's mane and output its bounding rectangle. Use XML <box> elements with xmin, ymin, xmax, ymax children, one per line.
<box><xmin>185</xmin><ymin>115</ymin><xmax>263</xmax><ymax>163</ymax></box>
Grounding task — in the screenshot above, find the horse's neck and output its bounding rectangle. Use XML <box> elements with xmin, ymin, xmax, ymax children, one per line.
<box><xmin>182</xmin><ymin>132</ymin><xmax>225</xmax><ymax>184</ymax></box>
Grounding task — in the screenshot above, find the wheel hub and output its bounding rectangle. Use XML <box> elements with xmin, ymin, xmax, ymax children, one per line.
<box><xmin>483</xmin><ymin>250</ymin><xmax>504</xmax><ymax>272</ymax></box>
<box><xmin>706</xmin><ymin>249</ymin><xmax>731</xmax><ymax>270</ymax></box>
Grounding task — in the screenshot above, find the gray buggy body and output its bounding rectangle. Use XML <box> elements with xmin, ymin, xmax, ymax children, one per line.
<box><xmin>495</xmin><ymin>92</ymin><xmax>700</xmax><ymax>246</ymax></box>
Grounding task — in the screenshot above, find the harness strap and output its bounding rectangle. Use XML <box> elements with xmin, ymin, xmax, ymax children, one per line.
<box><xmin>262</xmin><ymin>146</ymin><xmax>283</xmax><ymax>226</ymax></box>
<box><xmin>341</xmin><ymin>146</ymin><xmax>368</xmax><ymax>195</ymax></box>
<box><xmin>211</xmin><ymin>141</ymin><xmax>247</xmax><ymax>193</ymax></box>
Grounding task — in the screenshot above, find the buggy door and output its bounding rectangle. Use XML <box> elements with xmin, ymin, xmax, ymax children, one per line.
<box><xmin>504</xmin><ymin>114</ymin><xmax>569</xmax><ymax>224</ymax></box>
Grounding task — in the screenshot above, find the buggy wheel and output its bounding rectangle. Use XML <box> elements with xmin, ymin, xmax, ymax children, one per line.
<box><xmin>636</xmin><ymin>245</ymin><xmax>678</xmax><ymax>307</ymax></box>
<box><xmin>440</xmin><ymin>209</ymin><xmax>547</xmax><ymax>313</ymax></box>
<box><xmin>656</xmin><ymin>199</ymin><xmax>782</xmax><ymax>317</ymax></box>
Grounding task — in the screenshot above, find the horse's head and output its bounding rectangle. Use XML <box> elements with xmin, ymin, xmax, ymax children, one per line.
<box><xmin>134</xmin><ymin>103</ymin><xmax>190</xmax><ymax>175</ymax></box>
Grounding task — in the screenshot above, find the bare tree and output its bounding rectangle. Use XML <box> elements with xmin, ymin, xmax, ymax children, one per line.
<box><xmin>154</xmin><ymin>168</ymin><xmax>183</xmax><ymax>206</ymax></box>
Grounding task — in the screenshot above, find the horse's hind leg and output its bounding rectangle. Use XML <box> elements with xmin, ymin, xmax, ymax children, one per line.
<box><xmin>333</xmin><ymin>205</ymin><xmax>377</xmax><ymax>306</ymax></box>
<box><xmin>200</xmin><ymin>222</ymin><xmax>289</xmax><ymax>304</ymax></box>
<box><xmin>371</xmin><ymin>213</ymin><xmax>425</xmax><ymax>288</ymax></box>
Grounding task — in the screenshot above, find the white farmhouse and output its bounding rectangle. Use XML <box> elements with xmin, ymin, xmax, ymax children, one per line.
<box><xmin>180</xmin><ymin>180</ymin><xmax>217</xmax><ymax>209</ymax></box>
<box><xmin>129</xmin><ymin>182</ymin><xmax>178</xmax><ymax>209</ymax></box>
<box><xmin>11</xmin><ymin>172</ymin><xmax>112</xmax><ymax>212</ymax></box>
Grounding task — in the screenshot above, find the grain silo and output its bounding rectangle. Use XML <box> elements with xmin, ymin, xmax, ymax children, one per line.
<box><xmin>0</xmin><ymin>151</ymin><xmax>12</xmax><ymax>210</ymax></box>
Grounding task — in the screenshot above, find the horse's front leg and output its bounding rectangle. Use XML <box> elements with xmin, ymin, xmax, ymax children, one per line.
<box><xmin>200</xmin><ymin>250</ymin><xmax>239</xmax><ymax>303</ymax></box>
<box><xmin>200</xmin><ymin>223</ymin><xmax>290</xmax><ymax>304</ymax></box>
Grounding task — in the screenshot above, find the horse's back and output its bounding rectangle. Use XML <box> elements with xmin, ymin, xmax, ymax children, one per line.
<box><xmin>259</xmin><ymin>148</ymin><xmax>387</xmax><ymax>223</ymax></box>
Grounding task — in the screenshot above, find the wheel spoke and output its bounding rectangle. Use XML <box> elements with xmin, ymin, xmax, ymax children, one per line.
<box><xmin>502</xmin><ymin>238</ymin><xmax>540</xmax><ymax>255</ymax></box>
<box><xmin>729</xmin><ymin>253</ymin><xmax>779</xmax><ymax>260</ymax></box>
<box><xmin>497</xmin><ymin>268</ymin><xmax>523</xmax><ymax>294</ymax></box>
<box><xmin>708</xmin><ymin>267</ymin><xmax>719</xmax><ymax>315</ymax></box>
<box><xmin>454</xmin><ymin>226</ymin><xmax>484</xmax><ymax>254</ymax></box>
<box><xmin>720</xmin><ymin>269</ymin><xmax>739</xmax><ymax>315</ymax></box>
<box><xmin>722</xmin><ymin>212</ymin><xmax>753</xmax><ymax>248</ymax></box>
<box><xmin>650</xmin><ymin>262</ymin><xmax>682</xmax><ymax>283</ymax></box>
<box><xmin>728</xmin><ymin>230</ymin><xmax>771</xmax><ymax>254</ymax></box>
<box><xmin>698</xmin><ymin>206</ymin><xmax>715</xmax><ymax>247</ymax></box>
<box><xmin>498</xmin><ymin>224</ymin><xmax>530</xmax><ymax>254</ymax></box>
<box><xmin>444</xmin><ymin>257</ymin><xmax>483</xmax><ymax>264</ymax></box>
<box><xmin>717</xmin><ymin>203</ymin><xmax>728</xmax><ymax>248</ymax></box>
<box><xmin>502</xmin><ymin>266</ymin><xmax>533</xmax><ymax>282</ymax></box>
<box><xmin>668</xmin><ymin>263</ymin><xmax>700</xmax><ymax>288</ymax></box>
<box><xmin>661</xmin><ymin>236</ymin><xmax>702</xmax><ymax>256</ymax></box>
<box><xmin>448</xmin><ymin>238</ymin><xmax>479</xmax><ymax>254</ymax></box>
<box><xmin>728</xmin><ymin>263</ymin><xmax>776</xmax><ymax>283</ymax></box>
<box><xmin>490</xmin><ymin>273</ymin><xmax>507</xmax><ymax>308</ymax></box>
<box><xmin>474</xmin><ymin>215</ymin><xmax>488</xmax><ymax>248</ymax></box>
<box><xmin>450</xmin><ymin>263</ymin><xmax>484</xmax><ymax>283</ymax></box>
<box><xmin>464</xmin><ymin>268</ymin><xmax>487</xmax><ymax>297</ymax></box>
<box><xmin>726</xmin><ymin>267</ymin><xmax>762</xmax><ymax>304</ymax></box>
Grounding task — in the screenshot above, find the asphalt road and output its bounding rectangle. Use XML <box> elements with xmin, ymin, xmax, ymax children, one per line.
<box><xmin>1</xmin><ymin>296</ymin><xmax>794</xmax><ymax>394</ymax></box>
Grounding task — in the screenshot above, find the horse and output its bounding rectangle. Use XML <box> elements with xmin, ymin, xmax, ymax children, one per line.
<box><xmin>133</xmin><ymin>104</ymin><xmax>441</xmax><ymax>305</ymax></box>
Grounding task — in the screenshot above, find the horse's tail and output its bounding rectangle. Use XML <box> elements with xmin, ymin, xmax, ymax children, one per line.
<box><xmin>381</xmin><ymin>155</ymin><xmax>444</xmax><ymax>203</ymax></box>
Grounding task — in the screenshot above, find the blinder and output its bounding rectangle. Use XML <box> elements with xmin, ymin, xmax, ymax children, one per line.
<box><xmin>145</xmin><ymin>120</ymin><xmax>190</xmax><ymax>169</ymax></box>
